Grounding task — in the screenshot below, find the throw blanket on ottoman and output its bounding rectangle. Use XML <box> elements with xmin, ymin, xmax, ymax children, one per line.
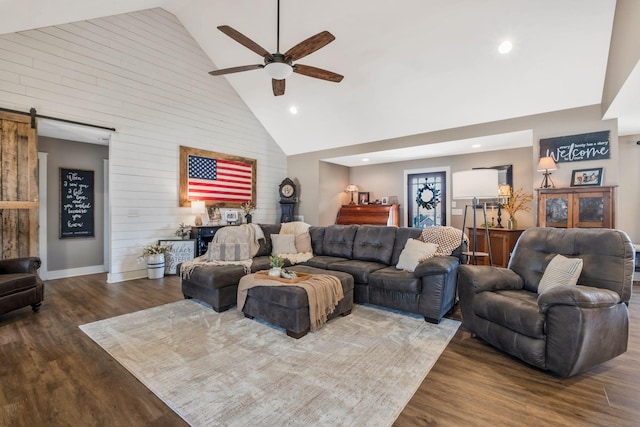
<box><xmin>237</xmin><ymin>273</ymin><xmax>344</xmax><ymax>331</ymax></box>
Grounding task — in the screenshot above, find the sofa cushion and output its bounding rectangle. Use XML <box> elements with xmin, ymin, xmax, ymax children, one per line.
<box><xmin>256</xmin><ymin>224</ymin><xmax>282</xmax><ymax>257</ymax></box>
<box><xmin>537</xmin><ymin>254</ymin><xmax>583</xmax><ymax>294</ymax></box>
<box><xmin>396</xmin><ymin>239</ymin><xmax>438</xmax><ymax>272</ymax></box>
<box><xmin>308</xmin><ymin>226</ymin><xmax>326</xmax><ymax>255</ymax></box>
<box><xmin>303</xmin><ymin>255</ymin><xmax>348</xmax><ymax>270</ymax></box>
<box><xmin>322</xmin><ymin>225</ymin><xmax>359</xmax><ymax>258</ymax></box>
<box><xmin>0</xmin><ymin>273</ymin><xmax>37</xmax><ymax>297</ymax></box>
<box><xmin>474</xmin><ymin>290</ymin><xmax>545</xmax><ymax>339</ymax></box>
<box><xmin>352</xmin><ymin>226</ymin><xmax>397</xmax><ymax>264</ymax></box>
<box><xmin>327</xmin><ymin>259</ymin><xmax>388</xmax><ymax>284</ymax></box>
<box><xmin>390</xmin><ymin>227</ymin><xmax>422</xmax><ymax>266</ymax></box>
<box><xmin>369</xmin><ymin>267</ymin><xmax>421</xmax><ymax>294</ymax></box>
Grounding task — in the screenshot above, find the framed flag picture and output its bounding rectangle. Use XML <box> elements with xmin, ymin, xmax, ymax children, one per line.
<box><xmin>179</xmin><ymin>146</ymin><xmax>257</xmax><ymax>208</ymax></box>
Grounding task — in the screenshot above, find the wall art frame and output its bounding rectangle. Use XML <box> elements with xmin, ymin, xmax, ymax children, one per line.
<box><xmin>179</xmin><ymin>145</ymin><xmax>257</xmax><ymax>209</ymax></box>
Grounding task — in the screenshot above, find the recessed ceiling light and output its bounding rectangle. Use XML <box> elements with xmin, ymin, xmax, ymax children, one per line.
<box><xmin>472</xmin><ymin>144</ymin><xmax>482</xmax><ymax>148</ymax></box>
<box><xmin>289</xmin><ymin>106</ymin><xmax>298</xmax><ymax>114</ymax></box>
<box><xmin>498</xmin><ymin>40</ymin><xmax>513</xmax><ymax>54</ymax></box>
<box><xmin>362</xmin><ymin>158</ymin><xmax>370</xmax><ymax>162</ymax></box>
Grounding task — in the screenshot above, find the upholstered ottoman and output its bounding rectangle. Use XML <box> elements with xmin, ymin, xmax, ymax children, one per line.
<box><xmin>241</xmin><ymin>265</ymin><xmax>354</xmax><ymax>339</ymax></box>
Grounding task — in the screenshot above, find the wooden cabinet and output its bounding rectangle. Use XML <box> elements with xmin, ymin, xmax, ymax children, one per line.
<box><xmin>336</xmin><ymin>204</ymin><xmax>400</xmax><ymax>226</ymax></box>
<box><xmin>467</xmin><ymin>227</ymin><xmax>524</xmax><ymax>267</ymax></box>
<box><xmin>537</xmin><ymin>186</ymin><xmax>615</xmax><ymax>228</ymax></box>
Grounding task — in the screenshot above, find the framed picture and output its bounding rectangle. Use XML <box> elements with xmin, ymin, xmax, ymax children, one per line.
<box><xmin>158</xmin><ymin>239</ymin><xmax>196</xmax><ymax>274</ymax></box>
<box><xmin>224</xmin><ymin>210</ymin><xmax>239</xmax><ymax>224</ymax></box>
<box><xmin>358</xmin><ymin>192</ymin><xmax>370</xmax><ymax>205</ymax></box>
<box><xmin>381</xmin><ymin>196</ymin><xmax>389</xmax><ymax>205</ymax></box>
<box><xmin>570</xmin><ymin>168</ymin><xmax>603</xmax><ymax>187</ymax></box>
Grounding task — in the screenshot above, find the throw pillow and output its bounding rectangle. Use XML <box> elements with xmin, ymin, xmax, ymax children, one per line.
<box><xmin>420</xmin><ymin>226</ymin><xmax>466</xmax><ymax>256</ymax></box>
<box><xmin>208</xmin><ymin>242</ymin><xmax>250</xmax><ymax>261</ymax></box>
<box><xmin>537</xmin><ymin>254</ymin><xmax>583</xmax><ymax>294</ymax></box>
<box><xmin>294</xmin><ymin>232</ymin><xmax>313</xmax><ymax>253</ymax></box>
<box><xmin>396</xmin><ymin>238</ymin><xmax>439</xmax><ymax>272</ymax></box>
<box><xmin>271</xmin><ymin>233</ymin><xmax>297</xmax><ymax>255</ymax></box>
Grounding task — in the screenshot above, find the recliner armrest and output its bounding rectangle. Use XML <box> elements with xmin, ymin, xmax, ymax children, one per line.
<box><xmin>0</xmin><ymin>257</ymin><xmax>41</xmax><ymax>274</ymax></box>
<box><xmin>457</xmin><ymin>265</ymin><xmax>524</xmax><ymax>293</ymax></box>
<box><xmin>413</xmin><ymin>256</ymin><xmax>458</xmax><ymax>277</ymax></box>
<box><xmin>538</xmin><ymin>285</ymin><xmax>622</xmax><ymax>314</ymax></box>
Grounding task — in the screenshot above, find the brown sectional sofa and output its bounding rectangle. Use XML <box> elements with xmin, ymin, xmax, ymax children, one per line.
<box><xmin>180</xmin><ymin>223</ymin><xmax>465</xmax><ymax>326</ymax></box>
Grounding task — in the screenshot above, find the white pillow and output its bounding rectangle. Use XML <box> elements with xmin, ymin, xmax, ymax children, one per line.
<box><xmin>537</xmin><ymin>254</ymin><xmax>583</xmax><ymax>294</ymax></box>
<box><xmin>396</xmin><ymin>239</ymin><xmax>439</xmax><ymax>272</ymax></box>
<box><xmin>271</xmin><ymin>233</ymin><xmax>297</xmax><ymax>255</ymax></box>
<box><xmin>294</xmin><ymin>232</ymin><xmax>313</xmax><ymax>253</ymax></box>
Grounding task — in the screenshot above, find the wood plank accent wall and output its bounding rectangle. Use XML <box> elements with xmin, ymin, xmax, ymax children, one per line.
<box><xmin>0</xmin><ymin>8</ymin><xmax>287</xmax><ymax>281</ymax></box>
<box><xmin>0</xmin><ymin>112</ymin><xmax>39</xmax><ymax>258</ymax></box>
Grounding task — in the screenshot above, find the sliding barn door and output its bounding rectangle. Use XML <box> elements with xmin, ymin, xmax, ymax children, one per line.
<box><xmin>0</xmin><ymin>112</ymin><xmax>39</xmax><ymax>259</ymax></box>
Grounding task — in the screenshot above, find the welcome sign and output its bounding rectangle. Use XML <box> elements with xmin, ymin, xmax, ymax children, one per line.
<box><xmin>539</xmin><ymin>130</ymin><xmax>610</xmax><ymax>163</ymax></box>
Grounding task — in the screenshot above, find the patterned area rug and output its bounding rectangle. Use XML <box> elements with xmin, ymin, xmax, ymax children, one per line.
<box><xmin>80</xmin><ymin>300</ymin><xmax>459</xmax><ymax>426</ymax></box>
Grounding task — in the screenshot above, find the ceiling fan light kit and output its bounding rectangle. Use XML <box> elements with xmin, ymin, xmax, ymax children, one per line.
<box><xmin>209</xmin><ymin>0</ymin><xmax>343</xmax><ymax>96</ymax></box>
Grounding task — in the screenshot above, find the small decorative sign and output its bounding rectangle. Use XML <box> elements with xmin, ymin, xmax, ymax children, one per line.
<box><xmin>159</xmin><ymin>239</ymin><xmax>196</xmax><ymax>274</ymax></box>
<box><xmin>60</xmin><ymin>168</ymin><xmax>94</xmax><ymax>238</ymax></box>
<box><xmin>539</xmin><ymin>131</ymin><xmax>610</xmax><ymax>163</ymax></box>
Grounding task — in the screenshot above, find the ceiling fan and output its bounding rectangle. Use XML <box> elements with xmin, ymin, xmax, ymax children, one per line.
<box><xmin>208</xmin><ymin>0</ymin><xmax>343</xmax><ymax>96</ymax></box>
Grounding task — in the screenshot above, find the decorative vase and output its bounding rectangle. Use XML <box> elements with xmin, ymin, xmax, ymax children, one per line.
<box><xmin>507</xmin><ymin>217</ymin><xmax>518</xmax><ymax>230</ymax></box>
<box><xmin>268</xmin><ymin>267</ymin><xmax>281</xmax><ymax>277</ymax></box>
<box><xmin>147</xmin><ymin>254</ymin><xmax>165</xmax><ymax>279</ymax></box>
<box><xmin>245</xmin><ymin>214</ymin><xmax>252</xmax><ymax>224</ymax></box>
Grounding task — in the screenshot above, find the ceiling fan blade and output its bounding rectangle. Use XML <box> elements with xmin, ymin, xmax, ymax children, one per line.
<box><xmin>217</xmin><ymin>25</ymin><xmax>273</xmax><ymax>60</ymax></box>
<box><xmin>293</xmin><ymin>64</ymin><xmax>343</xmax><ymax>82</ymax></box>
<box><xmin>272</xmin><ymin>79</ymin><xmax>285</xmax><ymax>96</ymax></box>
<box><xmin>284</xmin><ymin>31</ymin><xmax>335</xmax><ymax>61</ymax></box>
<box><xmin>209</xmin><ymin>64</ymin><xmax>264</xmax><ymax>76</ymax></box>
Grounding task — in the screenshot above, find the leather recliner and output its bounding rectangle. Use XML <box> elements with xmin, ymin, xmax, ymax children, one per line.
<box><xmin>457</xmin><ymin>227</ymin><xmax>635</xmax><ymax>377</ymax></box>
<box><xmin>0</xmin><ymin>257</ymin><xmax>44</xmax><ymax>317</ymax></box>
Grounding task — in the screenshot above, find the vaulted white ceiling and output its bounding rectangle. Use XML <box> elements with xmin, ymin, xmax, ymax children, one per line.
<box><xmin>2</xmin><ymin>0</ymin><xmax>633</xmax><ymax>158</ymax></box>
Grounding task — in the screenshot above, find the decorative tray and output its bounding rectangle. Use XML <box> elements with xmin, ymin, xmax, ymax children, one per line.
<box><xmin>255</xmin><ymin>270</ymin><xmax>312</xmax><ymax>284</ymax></box>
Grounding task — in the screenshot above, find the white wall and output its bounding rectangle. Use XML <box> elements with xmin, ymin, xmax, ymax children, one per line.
<box><xmin>0</xmin><ymin>8</ymin><xmax>287</xmax><ymax>282</ymax></box>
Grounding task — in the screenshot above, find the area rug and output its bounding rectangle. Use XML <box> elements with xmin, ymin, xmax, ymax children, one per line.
<box><xmin>80</xmin><ymin>300</ymin><xmax>459</xmax><ymax>426</ymax></box>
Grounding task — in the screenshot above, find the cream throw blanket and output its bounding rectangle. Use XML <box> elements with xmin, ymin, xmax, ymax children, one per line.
<box><xmin>237</xmin><ymin>273</ymin><xmax>344</xmax><ymax>332</ymax></box>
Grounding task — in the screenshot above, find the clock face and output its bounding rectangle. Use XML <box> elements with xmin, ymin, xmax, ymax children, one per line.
<box><xmin>282</xmin><ymin>184</ymin><xmax>294</xmax><ymax>198</ymax></box>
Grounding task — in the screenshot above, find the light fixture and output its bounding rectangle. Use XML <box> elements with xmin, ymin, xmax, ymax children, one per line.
<box><xmin>264</xmin><ymin>62</ymin><xmax>293</xmax><ymax>80</ymax></box>
<box><xmin>191</xmin><ymin>200</ymin><xmax>207</xmax><ymax>226</ymax></box>
<box><xmin>537</xmin><ymin>156</ymin><xmax>558</xmax><ymax>188</ymax></box>
<box><xmin>452</xmin><ymin>169</ymin><xmax>499</xmax><ymax>265</ymax></box>
<box><xmin>495</xmin><ymin>184</ymin><xmax>512</xmax><ymax>228</ymax></box>
<box><xmin>498</xmin><ymin>40</ymin><xmax>513</xmax><ymax>54</ymax></box>
<box><xmin>344</xmin><ymin>184</ymin><xmax>359</xmax><ymax>205</ymax></box>
<box><xmin>289</xmin><ymin>105</ymin><xmax>298</xmax><ymax>114</ymax></box>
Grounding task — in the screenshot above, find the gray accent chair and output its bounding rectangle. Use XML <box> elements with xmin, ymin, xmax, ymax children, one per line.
<box><xmin>458</xmin><ymin>227</ymin><xmax>634</xmax><ymax>377</ymax></box>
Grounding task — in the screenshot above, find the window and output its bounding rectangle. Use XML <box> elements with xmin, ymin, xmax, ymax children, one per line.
<box><xmin>407</xmin><ymin>171</ymin><xmax>446</xmax><ymax>227</ymax></box>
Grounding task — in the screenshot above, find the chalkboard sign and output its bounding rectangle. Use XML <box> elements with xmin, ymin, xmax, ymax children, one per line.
<box><xmin>60</xmin><ymin>168</ymin><xmax>95</xmax><ymax>238</ymax></box>
<box><xmin>158</xmin><ymin>239</ymin><xmax>196</xmax><ymax>274</ymax></box>
<box><xmin>539</xmin><ymin>131</ymin><xmax>610</xmax><ymax>163</ymax></box>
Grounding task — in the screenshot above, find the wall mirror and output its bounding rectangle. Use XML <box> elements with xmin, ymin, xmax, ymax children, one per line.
<box><xmin>472</xmin><ymin>164</ymin><xmax>513</xmax><ymax>207</ymax></box>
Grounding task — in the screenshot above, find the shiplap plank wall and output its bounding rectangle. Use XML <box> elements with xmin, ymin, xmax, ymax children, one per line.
<box><xmin>0</xmin><ymin>8</ymin><xmax>287</xmax><ymax>282</ymax></box>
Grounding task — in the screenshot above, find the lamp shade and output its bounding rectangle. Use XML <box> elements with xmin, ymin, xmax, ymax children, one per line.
<box><xmin>345</xmin><ymin>184</ymin><xmax>359</xmax><ymax>192</ymax></box>
<box><xmin>452</xmin><ymin>169</ymin><xmax>499</xmax><ymax>199</ymax></box>
<box><xmin>537</xmin><ymin>156</ymin><xmax>557</xmax><ymax>171</ymax></box>
<box><xmin>191</xmin><ymin>200</ymin><xmax>206</xmax><ymax>214</ymax></box>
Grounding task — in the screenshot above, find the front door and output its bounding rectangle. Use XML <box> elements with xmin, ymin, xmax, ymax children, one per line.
<box><xmin>407</xmin><ymin>171</ymin><xmax>446</xmax><ymax>228</ymax></box>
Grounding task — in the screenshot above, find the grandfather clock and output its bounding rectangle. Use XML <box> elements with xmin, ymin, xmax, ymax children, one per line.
<box><xmin>279</xmin><ymin>178</ymin><xmax>297</xmax><ymax>223</ymax></box>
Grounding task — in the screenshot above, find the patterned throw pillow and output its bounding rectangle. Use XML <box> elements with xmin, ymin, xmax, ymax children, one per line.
<box><xmin>537</xmin><ymin>254</ymin><xmax>583</xmax><ymax>294</ymax></box>
<box><xmin>294</xmin><ymin>232</ymin><xmax>313</xmax><ymax>253</ymax></box>
<box><xmin>396</xmin><ymin>239</ymin><xmax>439</xmax><ymax>272</ymax></box>
<box><xmin>208</xmin><ymin>243</ymin><xmax>250</xmax><ymax>261</ymax></box>
<box><xmin>419</xmin><ymin>226</ymin><xmax>466</xmax><ymax>256</ymax></box>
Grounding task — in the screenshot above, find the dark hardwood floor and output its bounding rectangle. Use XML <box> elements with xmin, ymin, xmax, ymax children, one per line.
<box><xmin>0</xmin><ymin>274</ymin><xmax>638</xmax><ymax>426</ymax></box>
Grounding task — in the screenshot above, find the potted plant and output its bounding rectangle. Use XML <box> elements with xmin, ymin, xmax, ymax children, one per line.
<box><xmin>175</xmin><ymin>223</ymin><xmax>191</xmax><ymax>240</ymax></box>
<box><xmin>240</xmin><ymin>200</ymin><xmax>256</xmax><ymax>223</ymax></box>
<box><xmin>268</xmin><ymin>255</ymin><xmax>285</xmax><ymax>277</ymax></box>
<box><xmin>501</xmin><ymin>188</ymin><xmax>533</xmax><ymax>229</ymax></box>
<box><xmin>140</xmin><ymin>243</ymin><xmax>172</xmax><ymax>279</ymax></box>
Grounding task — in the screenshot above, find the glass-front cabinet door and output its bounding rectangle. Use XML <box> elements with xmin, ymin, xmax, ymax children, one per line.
<box><xmin>537</xmin><ymin>187</ymin><xmax>615</xmax><ymax>228</ymax></box>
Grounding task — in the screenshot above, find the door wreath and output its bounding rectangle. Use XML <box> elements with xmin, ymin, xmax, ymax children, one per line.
<box><xmin>416</xmin><ymin>182</ymin><xmax>441</xmax><ymax>210</ymax></box>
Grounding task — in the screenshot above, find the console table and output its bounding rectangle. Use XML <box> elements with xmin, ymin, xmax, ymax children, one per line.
<box><xmin>190</xmin><ymin>225</ymin><xmax>225</xmax><ymax>256</ymax></box>
<box><xmin>336</xmin><ymin>204</ymin><xmax>400</xmax><ymax>226</ymax></box>
<box><xmin>467</xmin><ymin>227</ymin><xmax>525</xmax><ymax>268</ymax></box>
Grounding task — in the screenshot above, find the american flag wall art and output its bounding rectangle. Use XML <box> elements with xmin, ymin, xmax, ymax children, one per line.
<box><xmin>179</xmin><ymin>146</ymin><xmax>256</xmax><ymax>207</ymax></box>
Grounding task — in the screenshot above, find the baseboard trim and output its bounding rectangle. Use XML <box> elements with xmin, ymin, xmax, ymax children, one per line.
<box><xmin>47</xmin><ymin>265</ymin><xmax>106</xmax><ymax>280</ymax></box>
<box><xmin>107</xmin><ymin>270</ymin><xmax>147</xmax><ymax>283</ymax></box>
